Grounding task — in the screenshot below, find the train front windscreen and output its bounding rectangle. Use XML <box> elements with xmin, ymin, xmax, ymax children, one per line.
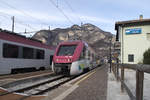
<box><xmin>57</xmin><ymin>45</ymin><xmax>77</xmax><ymax>56</ymax></box>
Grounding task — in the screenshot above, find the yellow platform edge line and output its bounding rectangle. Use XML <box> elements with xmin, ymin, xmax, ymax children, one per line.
<box><xmin>74</xmin><ymin>70</ymin><xmax>97</xmax><ymax>85</ymax></box>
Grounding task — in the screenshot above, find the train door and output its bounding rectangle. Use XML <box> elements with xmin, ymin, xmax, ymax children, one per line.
<box><xmin>49</xmin><ymin>55</ymin><xmax>53</xmax><ymax>65</ymax></box>
<box><xmin>0</xmin><ymin>41</ymin><xmax>5</xmax><ymax>74</ymax></box>
<box><xmin>0</xmin><ymin>40</ymin><xmax>2</xmax><ymax>64</ymax></box>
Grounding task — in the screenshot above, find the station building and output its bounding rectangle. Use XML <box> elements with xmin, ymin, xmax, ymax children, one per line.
<box><xmin>115</xmin><ymin>16</ymin><xmax>150</xmax><ymax>64</ymax></box>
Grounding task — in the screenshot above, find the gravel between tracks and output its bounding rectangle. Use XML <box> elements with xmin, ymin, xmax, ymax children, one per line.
<box><xmin>0</xmin><ymin>70</ymin><xmax>52</xmax><ymax>86</ymax></box>
<box><xmin>0</xmin><ymin>70</ymin><xmax>52</xmax><ymax>80</ymax></box>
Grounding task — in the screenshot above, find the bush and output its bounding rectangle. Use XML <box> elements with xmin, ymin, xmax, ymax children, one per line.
<box><xmin>143</xmin><ymin>48</ymin><xmax>150</xmax><ymax>64</ymax></box>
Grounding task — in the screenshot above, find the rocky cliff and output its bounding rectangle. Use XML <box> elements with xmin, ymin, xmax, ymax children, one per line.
<box><xmin>32</xmin><ymin>23</ymin><xmax>115</xmax><ymax>57</ymax></box>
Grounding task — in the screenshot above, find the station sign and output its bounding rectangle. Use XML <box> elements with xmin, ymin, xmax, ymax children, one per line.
<box><xmin>125</xmin><ymin>28</ymin><xmax>142</xmax><ymax>35</ymax></box>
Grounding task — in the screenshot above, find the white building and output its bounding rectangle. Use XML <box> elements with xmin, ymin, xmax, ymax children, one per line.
<box><xmin>115</xmin><ymin>16</ymin><xmax>150</xmax><ymax>64</ymax></box>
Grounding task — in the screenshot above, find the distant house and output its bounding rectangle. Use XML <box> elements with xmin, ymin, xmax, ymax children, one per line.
<box><xmin>115</xmin><ymin>15</ymin><xmax>150</xmax><ymax>64</ymax></box>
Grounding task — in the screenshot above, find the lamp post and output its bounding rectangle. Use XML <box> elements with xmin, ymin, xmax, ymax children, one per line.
<box><xmin>109</xmin><ymin>37</ymin><xmax>112</xmax><ymax>72</ymax></box>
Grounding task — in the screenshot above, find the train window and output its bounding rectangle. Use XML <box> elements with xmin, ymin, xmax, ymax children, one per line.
<box><xmin>3</xmin><ymin>43</ymin><xmax>19</xmax><ymax>58</ymax></box>
<box><xmin>83</xmin><ymin>47</ymin><xmax>86</xmax><ymax>58</ymax></box>
<box><xmin>57</xmin><ymin>45</ymin><xmax>77</xmax><ymax>56</ymax></box>
<box><xmin>36</xmin><ymin>49</ymin><xmax>45</xmax><ymax>59</ymax></box>
<box><xmin>23</xmin><ymin>47</ymin><xmax>34</xmax><ymax>59</ymax></box>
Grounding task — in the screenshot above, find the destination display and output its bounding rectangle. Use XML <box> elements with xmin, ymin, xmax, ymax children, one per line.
<box><xmin>125</xmin><ymin>28</ymin><xmax>142</xmax><ymax>34</ymax></box>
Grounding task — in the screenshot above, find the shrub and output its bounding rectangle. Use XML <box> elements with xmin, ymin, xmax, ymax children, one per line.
<box><xmin>143</xmin><ymin>48</ymin><xmax>150</xmax><ymax>64</ymax></box>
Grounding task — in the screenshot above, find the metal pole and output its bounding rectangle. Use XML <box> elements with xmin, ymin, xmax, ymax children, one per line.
<box><xmin>25</xmin><ymin>28</ymin><xmax>26</xmax><ymax>33</ymax></box>
<box><xmin>110</xmin><ymin>37</ymin><xmax>112</xmax><ymax>72</ymax></box>
<box><xmin>12</xmin><ymin>16</ymin><xmax>14</xmax><ymax>32</ymax></box>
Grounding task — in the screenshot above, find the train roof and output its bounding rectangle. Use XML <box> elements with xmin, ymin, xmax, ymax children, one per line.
<box><xmin>0</xmin><ymin>29</ymin><xmax>55</xmax><ymax>50</ymax></box>
<box><xmin>60</xmin><ymin>40</ymin><xmax>82</xmax><ymax>43</ymax></box>
<box><xmin>58</xmin><ymin>40</ymin><xmax>96</xmax><ymax>53</ymax></box>
<box><xmin>59</xmin><ymin>40</ymin><xmax>88</xmax><ymax>46</ymax></box>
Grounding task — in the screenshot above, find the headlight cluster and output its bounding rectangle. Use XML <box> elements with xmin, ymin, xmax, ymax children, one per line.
<box><xmin>56</xmin><ymin>58</ymin><xmax>72</xmax><ymax>62</ymax></box>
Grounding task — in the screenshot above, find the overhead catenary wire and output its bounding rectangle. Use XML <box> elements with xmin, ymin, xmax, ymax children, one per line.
<box><xmin>0</xmin><ymin>12</ymin><xmax>37</xmax><ymax>31</ymax></box>
<box><xmin>0</xmin><ymin>0</ymin><xmax>90</xmax><ymax>38</ymax></box>
<box><xmin>48</xmin><ymin>0</ymin><xmax>74</xmax><ymax>25</ymax></box>
<box><xmin>48</xmin><ymin>0</ymin><xmax>85</xmax><ymax>40</ymax></box>
<box><xmin>0</xmin><ymin>12</ymin><xmax>46</xmax><ymax>35</ymax></box>
<box><xmin>0</xmin><ymin>15</ymin><xmax>36</xmax><ymax>31</ymax></box>
<box><xmin>0</xmin><ymin>0</ymin><xmax>49</xmax><ymax>26</ymax></box>
<box><xmin>19</xmin><ymin>30</ymin><xmax>39</xmax><ymax>34</ymax></box>
<box><xmin>63</xmin><ymin>0</ymin><xmax>86</xmax><ymax>40</ymax></box>
<box><xmin>16</xmin><ymin>21</ymin><xmax>36</xmax><ymax>31</ymax></box>
<box><xmin>64</xmin><ymin>0</ymin><xmax>82</xmax><ymax>23</ymax></box>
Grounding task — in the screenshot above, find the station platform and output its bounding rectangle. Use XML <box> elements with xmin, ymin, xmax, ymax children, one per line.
<box><xmin>44</xmin><ymin>65</ymin><xmax>108</xmax><ymax>100</ymax></box>
<box><xmin>64</xmin><ymin>65</ymin><xmax>108</xmax><ymax>100</ymax></box>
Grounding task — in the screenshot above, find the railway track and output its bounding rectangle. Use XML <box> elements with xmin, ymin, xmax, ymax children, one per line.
<box><xmin>0</xmin><ymin>70</ymin><xmax>52</xmax><ymax>80</ymax></box>
<box><xmin>0</xmin><ymin>75</ymin><xmax>64</xmax><ymax>96</ymax></box>
<box><xmin>18</xmin><ymin>76</ymin><xmax>77</xmax><ymax>100</ymax></box>
<box><xmin>0</xmin><ymin>74</ymin><xmax>78</xmax><ymax>100</ymax></box>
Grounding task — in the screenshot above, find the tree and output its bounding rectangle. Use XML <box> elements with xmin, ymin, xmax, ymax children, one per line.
<box><xmin>143</xmin><ymin>48</ymin><xmax>150</xmax><ymax>64</ymax></box>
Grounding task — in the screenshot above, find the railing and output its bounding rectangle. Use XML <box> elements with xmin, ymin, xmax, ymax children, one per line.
<box><xmin>112</xmin><ymin>63</ymin><xmax>150</xmax><ymax>100</ymax></box>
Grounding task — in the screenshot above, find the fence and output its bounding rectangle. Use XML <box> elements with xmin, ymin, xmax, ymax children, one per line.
<box><xmin>112</xmin><ymin>63</ymin><xmax>150</xmax><ymax>100</ymax></box>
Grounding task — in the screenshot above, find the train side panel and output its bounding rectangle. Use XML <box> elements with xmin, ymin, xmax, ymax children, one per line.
<box><xmin>0</xmin><ymin>40</ymin><xmax>54</xmax><ymax>74</ymax></box>
<box><xmin>70</xmin><ymin>59</ymin><xmax>90</xmax><ymax>75</ymax></box>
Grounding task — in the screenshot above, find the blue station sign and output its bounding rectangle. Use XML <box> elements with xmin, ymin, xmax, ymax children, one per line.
<box><xmin>125</xmin><ymin>28</ymin><xmax>142</xmax><ymax>34</ymax></box>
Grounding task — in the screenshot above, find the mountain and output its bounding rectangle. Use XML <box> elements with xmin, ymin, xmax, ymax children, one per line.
<box><xmin>32</xmin><ymin>23</ymin><xmax>115</xmax><ymax>58</ymax></box>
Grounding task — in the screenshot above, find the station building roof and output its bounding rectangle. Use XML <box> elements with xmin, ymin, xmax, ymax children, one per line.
<box><xmin>115</xmin><ymin>18</ymin><xmax>150</xmax><ymax>41</ymax></box>
<box><xmin>115</xmin><ymin>19</ymin><xmax>150</xmax><ymax>26</ymax></box>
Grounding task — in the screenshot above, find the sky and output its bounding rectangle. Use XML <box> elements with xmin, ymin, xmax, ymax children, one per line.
<box><xmin>0</xmin><ymin>0</ymin><xmax>150</xmax><ymax>36</ymax></box>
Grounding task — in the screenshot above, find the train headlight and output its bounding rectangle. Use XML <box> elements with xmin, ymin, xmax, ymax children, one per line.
<box><xmin>68</xmin><ymin>59</ymin><xmax>72</xmax><ymax>62</ymax></box>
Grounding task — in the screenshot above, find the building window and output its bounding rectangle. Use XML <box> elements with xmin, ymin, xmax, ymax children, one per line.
<box><xmin>147</xmin><ymin>33</ymin><xmax>150</xmax><ymax>41</ymax></box>
<box><xmin>3</xmin><ymin>43</ymin><xmax>19</xmax><ymax>58</ymax></box>
<box><xmin>128</xmin><ymin>54</ymin><xmax>134</xmax><ymax>62</ymax></box>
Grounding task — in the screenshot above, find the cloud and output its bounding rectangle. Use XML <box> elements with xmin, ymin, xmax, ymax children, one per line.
<box><xmin>0</xmin><ymin>7</ymin><xmax>115</xmax><ymax>34</ymax></box>
<box><xmin>0</xmin><ymin>8</ymin><xmax>114</xmax><ymax>24</ymax></box>
<box><xmin>0</xmin><ymin>9</ymin><xmax>66</xmax><ymax>22</ymax></box>
<box><xmin>80</xmin><ymin>15</ymin><xmax>114</xmax><ymax>24</ymax></box>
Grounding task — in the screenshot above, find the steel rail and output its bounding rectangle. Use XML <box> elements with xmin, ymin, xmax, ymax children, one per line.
<box><xmin>0</xmin><ymin>75</ymin><xmax>64</xmax><ymax>96</ymax></box>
